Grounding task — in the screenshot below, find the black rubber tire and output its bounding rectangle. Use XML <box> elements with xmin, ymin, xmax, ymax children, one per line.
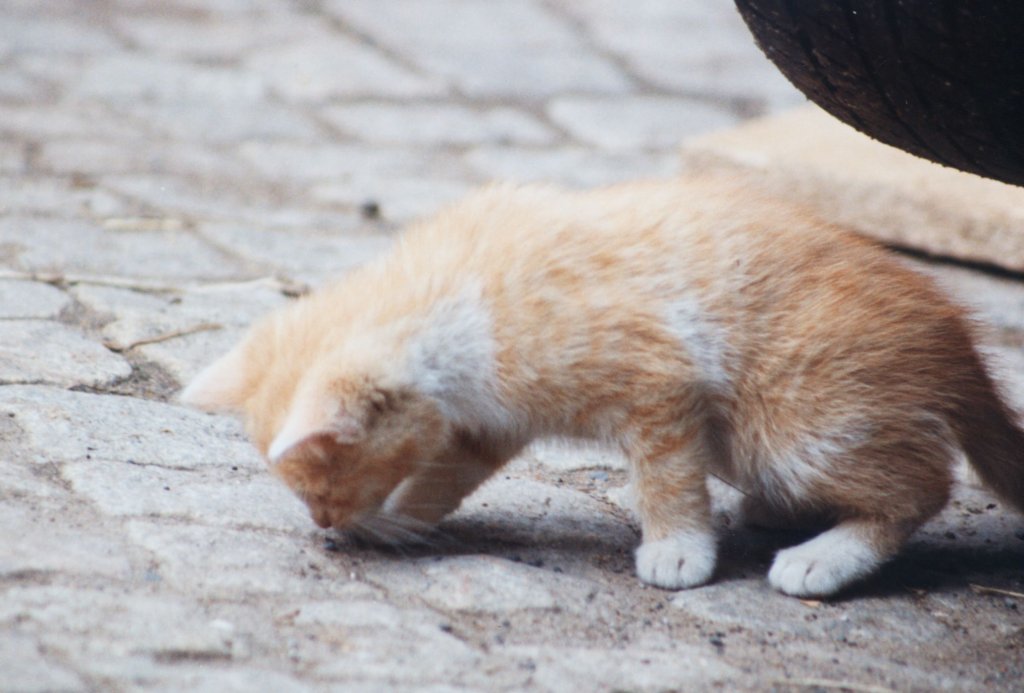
<box><xmin>734</xmin><ymin>1</ymin><xmax>1024</xmax><ymax>187</ymax></box>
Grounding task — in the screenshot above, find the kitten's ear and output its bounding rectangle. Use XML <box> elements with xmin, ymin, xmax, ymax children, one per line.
<box><xmin>267</xmin><ymin>392</ymin><xmax>365</xmax><ymax>464</ymax></box>
<box><xmin>179</xmin><ymin>346</ymin><xmax>250</xmax><ymax>413</ymax></box>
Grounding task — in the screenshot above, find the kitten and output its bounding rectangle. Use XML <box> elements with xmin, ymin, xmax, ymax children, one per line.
<box><xmin>181</xmin><ymin>177</ymin><xmax>1024</xmax><ymax>597</ymax></box>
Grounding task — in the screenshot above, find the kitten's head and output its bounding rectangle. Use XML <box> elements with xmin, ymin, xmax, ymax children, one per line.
<box><xmin>180</xmin><ymin>310</ymin><xmax>450</xmax><ymax>529</ymax></box>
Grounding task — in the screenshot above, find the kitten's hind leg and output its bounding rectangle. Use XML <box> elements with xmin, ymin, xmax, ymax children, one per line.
<box><xmin>768</xmin><ymin>440</ymin><xmax>953</xmax><ymax>597</ymax></box>
<box><xmin>767</xmin><ymin>520</ymin><xmax>890</xmax><ymax>597</ymax></box>
<box><xmin>767</xmin><ymin>506</ymin><xmax>943</xmax><ymax>597</ymax></box>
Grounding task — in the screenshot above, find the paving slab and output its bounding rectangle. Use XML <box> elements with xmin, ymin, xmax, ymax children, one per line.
<box><xmin>0</xmin><ymin>321</ymin><xmax>130</xmax><ymax>387</ymax></box>
<box><xmin>0</xmin><ymin>386</ymin><xmax>255</xmax><ymax>469</ymax></box>
<box><xmin>248</xmin><ymin>35</ymin><xmax>445</xmax><ymax>102</ymax></box>
<box><xmin>0</xmin><ymin>279</ymin><xmax>69</xmax><ymax>319</ymax></box>
<box><xmin>554</xmin><ymin>0</ymin><xmax>805</xmax><ymax>112</ymax></box>
<box><xmin>548</xmin><ymin>95</ymin><xmax>740</xmax><ymax>150</ymax></box>
<box><xmin>0</xmin><ymin>176</ymin><xmax>129</xmax><ymax>220</ymax></box>
<box><xmin>0</xmin><ymin>141</ymin><xmax>25</xmax><ymax>173</ymax></box>
<box><xmin>195</xmin><ymin>222</ymin><xmax>395</xmax><ymax>284</ymax></box>
<box><xmin>463</xmin><ymin>146</ymin><xmax>682</xmax><ymax>187</ymax></box>
<box><xmin>0</xmin><ymin>217</ymin><xmax>251</xmax><ymax>282</ymax></box>
<box><xmin>0</xmin><ymin>635</ymin><xmax>86</xmax><ymax>693</ymax></box>
<box><xmin>71</xmin><ymin>281</ymin><xmax>289</xmax><ymax>352</ymax></box>
<box><xmin>325</xmin><ymin>0</ymin><xmax>631</xmax><ymax>98</ymax></box>
<box><xmin>321</xmin><ymin>102</ymin><xmax>557</xmax><ymax>147</ymax></box>
<box><xmin>1</xmin><ymin>1</ymin><xmax>1022</xmax><ymax>691</ymax></box>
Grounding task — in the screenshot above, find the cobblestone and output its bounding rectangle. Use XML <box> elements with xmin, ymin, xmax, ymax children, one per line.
<box><xmin>326</xmin><ymin>0</ymin><xmax>631</xmax><ymax>98</ymax></box>
<box><xmin>1</xmin><ymin>503</ymin><xmax>134</xmax><ymax>579</ymax></box>
<box><xmin>249</xmin><ymin>36</ymin><xmax>445</xmax><ymax>102</ymax></box>
<box><xmin>1</xmin><ymin>635</ymin><xmax>85</xmax><ymax>693</ymax></box>
<box><xmin>195</xmin><ymin>222</ymin><xmax>394</xmax><ymax>284</ymax></box>
<box><xmin>71</xmin><ymin>282</ymin><xmax>289</xmax><ymax>352</ymax></box>
<box><xmin>37</xmin><ymin>138</ymin><xmax>252</xmax><ymax>179</ymax></box>
<box><xmin>548</xmin><ymin>95</ymin><xmax>740</xmax><ymax>149</ymax></box>
<box><xmin>463</xmin><ymin>145</ymin><xmax>681</xmax><ymax>187</ymax></box>
<box><xmin>1</xmin><ymin>1</ymin><xmax>1022</xmax><ymax>691</ymax></box>
<box><xmin>0</xmin><ymin>217</ymin><xmax>249</xmax><ymax>281</ymax></box>
<box><xmin>321</xmin><ymin>102</ymin><xmax>557</xmax><ymax>147</ymax></box>
<box><xmin>0</xmin><ymin>279</ymin><xmax>69</xmax><ymax>319</ymax></box>
<box><xmin>0</xmin><ymin>322</ymin><xmax>131</xmax><ymax>386</ymax></box>
<box><xmin>0</xmin><ymin>178</ymin><xmax>128</xmax><ymax>220</ymax></box>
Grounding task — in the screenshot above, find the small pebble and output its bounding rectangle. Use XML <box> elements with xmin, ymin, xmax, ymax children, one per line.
<box><xmin>360</xmin><ymin>199</ymin><xmax>381</xmax><ymax>220</ymax></box>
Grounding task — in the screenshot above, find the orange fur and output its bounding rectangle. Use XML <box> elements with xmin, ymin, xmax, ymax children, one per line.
<box><xmin>182</xmin><ymin>176</ymin><xmax>1024</xmax><ymax>597</ymax></box>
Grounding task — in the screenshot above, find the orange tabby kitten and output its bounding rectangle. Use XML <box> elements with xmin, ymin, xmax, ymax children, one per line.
<box><xmin>182</xmin><ymin>177</ymin><xmax>1024</xmax><ymax>597</ymax></box>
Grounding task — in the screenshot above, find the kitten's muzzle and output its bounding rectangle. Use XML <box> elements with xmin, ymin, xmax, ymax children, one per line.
<box><xmin>310</xmin><ymin>505</ymin><xmax>333</xmax><ymax>529</ymax></box>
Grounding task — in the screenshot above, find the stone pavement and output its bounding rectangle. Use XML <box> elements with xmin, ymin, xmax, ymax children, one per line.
<box><xmin>1</xmin><ymin>1</ymin><xmax>1022</xmax><ymax>691</ymax></box>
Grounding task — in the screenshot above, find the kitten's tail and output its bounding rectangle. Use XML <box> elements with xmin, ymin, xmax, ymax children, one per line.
<box><xmin>956</xmin><ymin>366</ymin><xmax>1024</xmax><ymax>515</ymax></box>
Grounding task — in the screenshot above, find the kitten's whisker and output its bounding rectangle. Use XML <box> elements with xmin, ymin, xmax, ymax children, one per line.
<box><xmin>353</xmin><ymin>513</ymin><xmax>439</xmax><ymax>548</ymax></box>
<box><xmin>379</xmin><ymin>514</ymin><xmax>452</xmax><ymax>548</ymax></box>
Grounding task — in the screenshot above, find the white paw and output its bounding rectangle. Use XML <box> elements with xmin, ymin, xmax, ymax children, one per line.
<box><xmin>635</xmin><ymin>531</ymin><xmax>717</xmax><ymax>590</ymax></box>
<box><xmin>767</xmin><ymin>527</ymin><xmax>882</xmax><ymax>597</ymax></box>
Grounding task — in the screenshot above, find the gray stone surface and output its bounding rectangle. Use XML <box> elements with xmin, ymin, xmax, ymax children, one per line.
<box><xmin>321</xmin><ymin>102</ymin><xmax>557</xmax><ymax>146</ymax></box>
<box><xmin>71</xmin><ymin>282</ymin><xmax>289</xmax><ymax>352</ymax></box>
<box><xmin>249</xmin><ymin>35</ymin><xmax>445</xmax><ymax>102</ymax></box>
<box><xmin>464</xmin><ymin>146</ymin><xmax>682</xmax><ymax>187</ymax></box>
<box><xmin>0</xmin><ymin>141</ymin><xmax>25</xmax><ymax>173</ymax></box>
<box><xmin>196</xmin><ymin>222</ymin><xmax>396</xmax><ymax>283</ymax></box>
<box><xmin>548</xmin><ymin>95</ymin><xmax>740</xmax><ymax>150</ymax></box>
<box><xmin>325</xmin><ymin>0</ymin><xmax>632</xmax><ymax>98</ymax></box>
<box><xmin>1</xmin><ymin>1</ymin><xmax>1022</xmax><ymax>692</ymax></box>
<box><xmin>0</xmin><ymin>635</ymin><xmax>85</xmax><ymax>693</ymax></box>
<box><xmin>0</xmin><ymin>321</ymin><xmax>131</xmax><ymax>386</ymax></box>
<box><xmin>0</xmin><ymin>217</ymin><xmax>250</xmax><ymax>281</ymax></box>
<box><xmin>363</xmin><ymin>554</ymin><xmax>595</xmax><ymax>613</ymax></box>
<box><xmin>557</xmin><ymin>0</ymin><xmax>806</xmax><ymax>112</ymax></box>
<box><xmin>0</xmin><ymin>279</ymin><xmax>69</xmax><ymax>318</ymax></box>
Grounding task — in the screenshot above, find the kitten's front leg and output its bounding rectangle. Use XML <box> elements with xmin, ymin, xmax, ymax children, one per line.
<box><xmin>376</xmin><ymin>433</ymin><xmax>509</xmax><ymax>530</ymax></box>
<box><xmin>629</xmin><ymin>427</ymin><xmax>718</xmax><ymax>590</ymax></box>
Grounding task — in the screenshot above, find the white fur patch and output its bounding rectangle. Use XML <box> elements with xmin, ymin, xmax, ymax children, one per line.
<box><xmin>768</xmin><ymin>523</ymin><xmax>882</xmax><ymax>597</ymax></box>
<box><xmin>756</xmin><ymin>422</ymin><xmax>872</xmax><ymax>505</ymax></box>
<box><xmin>635</xmin><ymin>528</ymin><xmax>717</xmax><ymax>589</ymax></box>
<box><xmin>405</xmin><ymin>283</ymin><xmax>511</xmax><ymax>431</ymax></box>
<box><xmin>662</xmin><ymin>294</ymin><xmax>731</xmax><ymax>388</ymax></box>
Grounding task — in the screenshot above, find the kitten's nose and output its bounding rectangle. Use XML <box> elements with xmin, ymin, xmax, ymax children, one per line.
<box><xmin>310</xmin><ymin>506</ymin><xmax>332</xmax><ymax>528</ymax></box>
